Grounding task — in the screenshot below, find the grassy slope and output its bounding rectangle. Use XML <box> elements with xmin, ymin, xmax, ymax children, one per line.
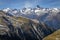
<box><xmin>43</xmin><ymin>29</ymin><xmax>60</xmax><ymax>40</ymax></box>
<box><xmin>0</xmin><ymin>10</ymin><xmax>30</xmax><ymax>26</ymax></box>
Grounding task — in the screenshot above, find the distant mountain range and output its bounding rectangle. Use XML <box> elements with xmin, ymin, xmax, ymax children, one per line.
<box><xmin>2</xmin><ymin>5</ymin><xmax>60</xmax><ymax>29</ymax></box>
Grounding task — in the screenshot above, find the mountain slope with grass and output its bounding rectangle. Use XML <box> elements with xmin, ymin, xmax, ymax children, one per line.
<box><xmin>43</xmin><ymin>29</ymin><xmax>60</xmax><ymax>40</ymax></box>
<box><xmin>0</xmin><ymin>10</ymin><xmax>56</xmax><ymax>40</ymax></box>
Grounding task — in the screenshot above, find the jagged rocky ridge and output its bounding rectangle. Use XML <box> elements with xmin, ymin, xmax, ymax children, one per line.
<box><xmin>0</xmin><ymin>10</ymin><xmax>56</xmax><ymax>40</ymax></box>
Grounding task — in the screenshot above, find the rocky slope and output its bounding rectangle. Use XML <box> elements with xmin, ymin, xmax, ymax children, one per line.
<box><xmin>0</xmin><ymin>10</ymin><xmax>56</xmax><ymax>40</ymax></box>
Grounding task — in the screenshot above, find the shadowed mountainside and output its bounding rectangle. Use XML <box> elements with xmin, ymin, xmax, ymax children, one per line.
<box><xmin>43</xmin><ymin>29</ymin><xmax>60</xmax><ymax>40</ymax></box>
<box><xmin>0</xmin><ymin>10</ymin><xmax>56</xmax><ymax>40</ymax></box>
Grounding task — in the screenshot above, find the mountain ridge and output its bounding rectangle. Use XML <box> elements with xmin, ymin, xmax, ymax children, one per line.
<box><xmin>0</xmin><ymin>10</ymin><xmax>56</xmax><ymax>40</ymax></box>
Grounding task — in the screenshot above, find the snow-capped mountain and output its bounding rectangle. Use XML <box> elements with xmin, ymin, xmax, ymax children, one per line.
<box><xmin>3</xmin><ymin>8</ymin><xmax>11</xmax><ymax>13</ymax></box>
<box><xmin>2</xmin><ymin>6</ymin><xmax>60</xmax><ymax>29</ymax></box>
<box><xmin>2</xmin><ymin>7</ymin><xmax>60</xmax><ymax>16</ymax></box>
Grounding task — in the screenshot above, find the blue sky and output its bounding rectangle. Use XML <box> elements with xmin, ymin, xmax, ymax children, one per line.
<box><xmin>0</xmin><ymin>0</ymin><xmax>60</xmax><ymax>9</ymax></box>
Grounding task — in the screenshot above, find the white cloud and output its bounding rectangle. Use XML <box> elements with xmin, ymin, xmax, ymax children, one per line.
<box><xmin>24</xmin><ymin>1</ymin><xmax>33</xmax><ymax>8</ymax></box>
<box><xmin>24</xmin><ymin>0</ymin><xmax>41</xmax><ymax>8</ymax></box>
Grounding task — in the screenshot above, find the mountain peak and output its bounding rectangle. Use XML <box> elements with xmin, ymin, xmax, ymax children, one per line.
<box><xmin>3</xmin><ymin>8</ymin><xmax>11</xmax><ymax>13</ymax></box>
<box><xmin>37</xmin><ymin>5</ymin><xmax>40</xmax><ymax>8</ymax></box>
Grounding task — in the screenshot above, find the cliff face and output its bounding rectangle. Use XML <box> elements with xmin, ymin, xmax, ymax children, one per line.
<box><xmin>0</xmin><ymin>11</ymin><xmax>55</xmax><ymax>40</ymax></box>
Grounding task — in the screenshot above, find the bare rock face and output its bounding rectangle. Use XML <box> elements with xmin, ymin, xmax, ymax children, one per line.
<box><xmin>0</xmin><ymin>11</ymin><xmax>55</xmax><ymax>40</ymax></box>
